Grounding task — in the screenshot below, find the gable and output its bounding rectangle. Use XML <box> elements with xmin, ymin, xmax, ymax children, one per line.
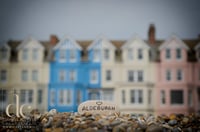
<box><xmin>16</xmin><ymin>37</ymin><xmax>44</xmax><ymax>50</ymax></box>
<box><xmin>159</xmin><ymin>35</ymin><xmax>189</xmax><ymax>50</ymax></box>
<box><xmin>53</xmin><ymin>36</ymin><xmax>82</xmax><ymax>50</ymax></box>
<box><xmin>122</xmin><ymin>35</ymin><xmax>150</xmax><ymax>49</ymax></box>
<box><xmin>87</xmin><ymin>35</ymin><xmax>116</xmax><ymax>51</ymax></box>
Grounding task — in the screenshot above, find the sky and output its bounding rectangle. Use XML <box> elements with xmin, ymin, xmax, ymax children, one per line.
<box><xmin>0</xmin><ymin>0</ymin><xmax>200</xmax><ymax>42</ymax></box>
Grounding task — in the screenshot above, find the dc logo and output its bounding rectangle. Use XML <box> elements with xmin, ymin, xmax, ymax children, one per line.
<box><xmin>6</xmin><ymin>94</ymin><xmax>32</xmax><ymax>119</ymax></box>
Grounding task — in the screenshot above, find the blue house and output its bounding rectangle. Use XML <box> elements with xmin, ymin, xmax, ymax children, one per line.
<box><xmin>48</xmin><ymin>36</ymin><xmax>102</xmax><ymax>112</ymax></box>
<box><xmin>48</xmin><ymin>36</ymin><xmax>88</xmax><ymax>112</ymax></box>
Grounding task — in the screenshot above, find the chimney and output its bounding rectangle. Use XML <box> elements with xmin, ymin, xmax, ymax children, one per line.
<box><xmin>148</xmin><ymin>24</ymin><xmax>156</xmax><ymax>44</ymax></box>
<box><xmin>50</xmin><ymin>35</ymin><xmax>59</xmax><ymax>45</ymax></box>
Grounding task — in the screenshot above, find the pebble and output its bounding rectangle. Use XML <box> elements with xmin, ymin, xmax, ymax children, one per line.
<box><xmin>0</xmin><ymin>110</ymin><xmax>200</xmax><ymax>131</ymax></box>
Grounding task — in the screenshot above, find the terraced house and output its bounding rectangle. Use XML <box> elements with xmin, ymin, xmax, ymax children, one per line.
<box><xmin>0</xmin><ymin>37</ymin><xmax>49</xmax><ymax>113</ymax></box>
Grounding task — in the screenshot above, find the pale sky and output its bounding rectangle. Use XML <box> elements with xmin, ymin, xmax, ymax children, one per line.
<box><xmin>0</xmin><ymin>0</ymin><xmax>200</xmax><ymax>42</ymax></box>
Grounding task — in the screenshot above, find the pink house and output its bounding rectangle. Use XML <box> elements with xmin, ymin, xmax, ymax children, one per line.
<box><xmin>155</xmin><ymin>36</ymin><xmax>195</xmax><ymax>115</ymax></box>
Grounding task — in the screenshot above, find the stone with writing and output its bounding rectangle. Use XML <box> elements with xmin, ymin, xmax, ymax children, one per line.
<box><xmin>78</xmin><ymin>100</ymin><xmax>119</xmax><ymax>115</ymax></box>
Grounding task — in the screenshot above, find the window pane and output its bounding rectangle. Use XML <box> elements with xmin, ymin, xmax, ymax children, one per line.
<box><xmin>103</xmin><ymin>91</ymin><xmax>113</xmax><ymax>101</ymax></box>
<box><xmin>50</xmin><ymin>90</ymin><xmax>55</xmax><ymax>106</ymax></box>
<box><xmin>20</xmin><ymin>90</ymin><xmax>26</xmax><ymax>103</ymax></box>
<box><xmin>176</xmin><ymin>49</ymin><xmax>181</xmax><ymax>59</ymax></box>
<box><xmin>59</xmin><ymin>70</ymin><xmax>66</xmax><ymax>82</ymax></box>
<box><xmin>130</xmin><ymin>90</ymin><xmax>135</xmax><ymax>103</ymax></box>
<box><xmin>69</xmin><ymin>50</ymin><xmax>76</xmax><ymax>62</ymax></box>
<box><xmin>128</xmin><ymin>49</ymin><xmax>133</xmax><ymax>60</ymax></box>
<box><xmin>66</xmin><ymin>90</ymin><xmax>71</xmax><ymax>104</ymax></box>
<box><xmin>122</xmin><ymin>90</ymin><xmax>126</xmax><ymax>104</ymax></box>
<box><xmin>91</xmin><ymin>70</ymin><xmax>98</xmax><ymax>83</ymax></box>
<box><xmin>170</xmin><ymin>90</ymin><xmax>183</xmax><ymax>104</ymax></box>
<box><xmin>93</xmin><ymin>49</ymin><xmax>100</xmax><ymax>62</ymax></box>
<box><xmin>0</xmin><ymin>70</ymin><xmax>7</xmax><ymax>82</ymax></box>
<box><xmin>22</xmin><ymin>49</ymin><xmax>28</xmax><ymax>60</ymax></box>
<box><xmin>106</xmin><ymin>70</ymin><xmax>111</xmax><ymax>81</ymax></box>
<box><xmin>188</xmin><ymin>90</ymin><xmax>193</xmax><ymax>106</ymax></box>
<box><xmin>138</xmin><ymin>90</ymin><xmax>143</xmax><ymax>103</ymax></box>
<box><xmin>177</xmin><ymin>69</ymin><xmax>182</xmax><ymax>81</ymax></box>
<box><xmin>104</xmin><ymin>49</ymin><xmax>109</xmax><ymax>60</ymax></box>
<box><xmin>89</xmin><ymin>92</ymin><xmax>99</xmax><ymax>100</ymax></box>
<box><xmin>32</xmin><ymin>70</ymin><xmax>38</xmax><ymax>82</ymax></box>
<box><xmin>32</xmin><ymin>49</ymin><xmax>38</xmax><ymax>60</ymax></box>
<box><xmin>138</xmin><ymin>49</ymin><xmax>143</xmax><ymax>59</ymax></box>
<box><xmin>138</xmin><ymin>71</ymin><xmax>143</xmax><ymax>82</ymax></box>
<box><xmin>148</xmin><ymin>90</ymin><xmax>152</xmax><ymax>105</ymax></box>
<box><xmin>60</xmin><ymin>50</ymin><xmax>66</xmax><ymax>61</ymax></box>
<box><xmin>166</xmin><ymin>70</ymin><xmax>171</xmax><ymax>81</ymax></box>
<box><xmin>22</xmin><ymin>70</ymin><xmax>28</xmax><ymax>81</ymax></box>
<box><xmin>59</xmin><ymin>90</ymin><xmax>64</xmax><ymax>105</ymax></box>
<box><xmin>166</xmin><ymin>49</ymin><xmax>171</xmax><ymax>59</ymax></box>
<box><xmin>69</xmin><ymin>70</ymin><xmax>76</xmax><ymax>82</ymax></box>
<box><xmin>28</xmin><ymin>90</ymin><xmax>33</xmax><ymax>103</ymax></box>
<box><xmin>0</xmin><ymin>90</ymin><xmax>7</xmax><ymax>102</ymax></box>
<box><xmin>161</xmin><ymin>90</ymin><xmax>166</xmax><ymax>104</ymax></box>
<box><xmin>38</xmin><ymin>90</ymin><xmax>42</xmax><ymax>104</ymax></box>
<box><xmin>128</xmin><ymin>71</ymin><xmax>134</xmax><ymax>82</ymax></box>
<box><xmin>76</xmin><ymin>90</ymin><xmax>82</xmax><ymax>105</ymax></box>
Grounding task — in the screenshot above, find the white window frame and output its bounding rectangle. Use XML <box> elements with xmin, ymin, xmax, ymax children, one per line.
<box><xmin>104</xmin><ymin>49</ymin><xmax>109</xmax><ymax>60</ymax></box>
<box><xmin>166</xmin><ymin>70</ymin><xmax>171</xmax><ymax>81</ymax></box>
<box><xmin>138</xmin><ymin>70</ymin><xmax>143</xmax><ymax>82</ymax></box>
<box><xmin>130</xmin><ymin>90</ymin><xmax>143</xmax><ymax>104</ymax></box>
<box><xmin>59</xmin><ymin>70</ymin><xmax>66</xmax><ymax>82</ymax></box>
<box><xmin>128</xmin><ymin>70</ymin><xmax>134</xmax><ymax>82</ymax></box>
<box><xmin>176</xmin><ymin>48</ymin><xmax>182</xmax><ymax>60</ymax></box>
<box><xmin>127</xmin><ymin>48</ymin><xmax>133</xmax><ymax>60</ymax></box>
<box><xmin>138</xmin><ymin>49</ymin><xmax>143</xmax><ymax>60</ymax></box>
<box><xmin>90</xmin><ymin>70</ymin><xmax>98</xmax><ymax>84</ymax></box>
<box><xmin>105</xmin><ymin>70</ymin><xmax>112</xmax><ymax>81</ymax></box>
<box><xmin>58</xmin><ymin>89</ymin><xmax>72</xmax><ymax>105</ymax></box>
<box><xmin>103</xmin><ymin>90</ymin><xmax>113</xmax><ymax>101</ymax></box>
<box><xmin>93</xmin><ymin>49</ymin><xmax>100</xmax><ymax>62</ymax></box>
<box><xmin>32</xmin><ymin>48</ymin><xmax>38</xmax><ymax>61</ymax></box>
<box><xmin>32</xmin><ymin>70</ymin><xmax>38</xmax><ymax>82</ymax></box>
<box><xmin>69</xmin><ymin>70</ymin><xmax>76</xmax><ymax>82</ymax></box>
<box><xmin>50</xmin><ymin>89</ymin><xmax>56</xmax><ymax>106</ymax></box>
<box><xmin>20</xmin><ymin>90</ymin><xmax>33</xmax><ymax>104</ymax></box>
<box><xmin>59</xmin><ymin>50</ymin><xmax>66</xmax><ymax>62</ymax></box>
<box><xmin>21</xmin><ymin>70</ymin><xmax>28</xmax><ymax>82</ymax></box>
<box><xmin>69</xmin><ymin>49</ymin><xmax>76</xmax><ymax>62</ymax></box>
<box><xmin>22</xmin><ymin>48</ymin><xmax>28</xmax><ymax>61</ymax></box>
<box><xmin>0</xmin><ymin>69</ymin><xmax>7</xmax><ymax>83</ymax></box>
<box><xmin>177</xmin><ymin>69</ymin><xmax>183</xmax><ymax>81</ymax></box>
<box><xmin>121</xmin><ymin>90</ymin><xmax>126</xmax><ymax>104</ymax></box>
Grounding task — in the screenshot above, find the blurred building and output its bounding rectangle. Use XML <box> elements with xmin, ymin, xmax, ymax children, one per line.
<box><xmin>0</xmin><ymin>25</ymin><xmax>200</xmax><ymax>115</ymax></box>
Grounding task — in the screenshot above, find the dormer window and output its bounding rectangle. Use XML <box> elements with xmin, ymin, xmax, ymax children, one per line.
<box><xmin>69</xmin><ymin>49</ymin><xmax>76</xmax><ymax>62</ymax></box>
<box><xmin>22</xmin><ymin>49</ymin><xmax>28</xmax><ymax>61</ymax></box>
<box><xmin>32</xmin><ymin>48</ymin><xmax>38</xmax><ymax>60</ymax></box>
<box><xmin>93</xmin><ymin>49</ymin><xmax>100</xmax><ymax>62</ymax></box>
<box><xmin>166</xmin><ymin>49</ymin><xmax>171</xmax><ymax>59</ymax></box>
<box><xmin>0</xmin><ymin>47</ymin><xmax>8</xmax><ymax>61</ymax></box>
<box><xmin>59</xmin><ymin>50</ymin><xmax>66</xmax><ymax>62</ymax></box>
<box><xmin>127</xmin><ymin>49</ymin><xmax>133</xmax><ymax>60</ymax></box>
<box><xmin>138</xmin><ymin>49</ymin><xmax>143</xmax><ymax>60</ymax></box>
<box><xmin>176</xmin><ymin>48</ymin><xmax>181</xmax><ymax>59</ymax></box>
<box><xmin>104</xmin><ymin>49</ymin><xmax>109</xmax><ymax>60</ymax></box>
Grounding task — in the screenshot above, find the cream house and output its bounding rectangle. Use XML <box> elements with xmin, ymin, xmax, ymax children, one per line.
<box><xmin>115</xmin><ymin>36</ymin><xmax>156</xmax><ymax>115</ymax></box>
<box><xmin>2</xmin><ymin>37</ymin><xmax>49</xmax><ymax>113</ymax></box>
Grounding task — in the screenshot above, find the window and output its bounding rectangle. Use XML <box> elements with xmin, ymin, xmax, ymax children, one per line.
<box><xmin>59</xmin><ymin>50</ymin><xmax>66</xmax><ymax>61</ymax></box>
<box><xmin>20</xmin><ymin>90</ymin><xmax>33</xmax><ymax>103</ymax></box>
<box><xmin>148</xmin><ymin>90</ymin><xmax>152</xmax><ymax>105</ymax></box>
<box><xmin>21</xmin><ymin>70</ymin><xmax>28</xmax><ymax>81</ymax></box>
<box><xmin>138</xmin><ymin>71</ymin><xmax>143</xmax><ymax>82</ymax></box>
<box><xmin>93</xmin><ymin>49</ymin><xmax>100</xmax><ymax>62</ymax></box>
<box><xmin>89</xmin><ymin>92</ymin><xmax>99</xmax><ymax>100</ymax></box>
<box><xmin>76</xmin><ymin>90</ymin><xmax>82</xmax><ymax>105</ymax></box>
<box><xmin>0</xmin><ymin>70</ymin><xmax>7</xmax><ymax>82</ymax></box>
<box><xmin>0</xmin><ymin>90</ymin><xmax>7</xmax><ymax>102</ymax></box>
<box><xmin>188</xmin><ymin>90</ymin><xmax>193</xmax><ymax>107</ymax></box>
<box><xmin>32</xmin><ymin>70</ymin><xmax>38</xmax><ymax>82</ymax></box>
<box><xmin>122</xmin><ymin>90</ymin><xmax>126</xmax><ymax>104</ymax></box>
<box><xmin>50</xmin><ymin>90</ymin><xmax>56</xmax><ymax>106</ymax></box>
<box><xmin>37</xmin><ymin>89</ymin><xmax>42</xmax><ymax>104</ymax></box>
<box><xmin>105</xmin><ymin>70</ymin><xmax>111</xmax><ymax>81</ymax></box>
<box><xmin>130</xmin><ymin>90</ymin><xmax>143</xmax><ymax>104</ymax></box>
<box><xmin>103</xmin><ymin>91</ymin><xmax>113</xmax><ymax>101</ymax></box>
<box><xmin>69</xmin><ymin>70</ymin><xmax>76</xmax><ymax>82</ymax></box>
<box><xmin>59</xmin><ymin>89</ymin><xmax>72</xmax><ymax>105</ymax></box>
<box><xmin>59</xmin><ymin>70</ymin><xmax>66</xmax><ymax>82</ymax></box>
<box><xmin>104</xmin><ymin>49</ymin><xmax>109</xmax><ymax>60</ymax></box>
<box><xmin>32</xmin><ymin>48</ymin><xmax>38</xmax><ymax>60</ymax></box>
<box><xmin>128</xmin><ymin>70</ymin><xmax>134</xmax><ymax>82</ymax></box>
<box><xmin>177</xmin><ymin>69</ymin><xmax>183</xmax><ymax>81</ymax></box>
<box><xmin>176</xmin><ymin>49</ymin><xmax>181</xmax><ymax>59</ymax></box>
<box><xmin>161</xmin><ymin>90</ymin><xmax>166</xmax><ymax>105</ymax></box>
<box><xmin>0</xmin><ymin>47</ymin><xmax>8</xmax><ymax>61</ymax></box>
<box><xmin>127</xmin><ymin>49</ymin><xmax>133</xmax><ymax>60</ymax></box>
<box><xmin>170</xmin><ymin>90</ymin><xmax>183</xmax><ymax>105</ymax></box>
<box><xmin>166</xmin><ymin>70</ymin><xmax>171</xmax><ymax>81</ymax></box>
<box><xmin>90</xmin><ymin>70</ymin><xmax>98</xmax><ymax>84</ymax></box>
<box><xmin>69</xmin><ymin>49</ymin><xmax>76</xmax><ymax>62</ymax></box>
<box><xmin>138</xmin><ymin>49</ymin><xmax>143</xmax><ymax>59</ymax></box>
<box><xmin>22</xmin><ymin>49</ymin><xmax>28</xmax><ymax>61</ymax></box>
<box><xmin>166</xmin><ymin>49</ymin><xmax>171</xmax><ymax>59</ymax></box>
